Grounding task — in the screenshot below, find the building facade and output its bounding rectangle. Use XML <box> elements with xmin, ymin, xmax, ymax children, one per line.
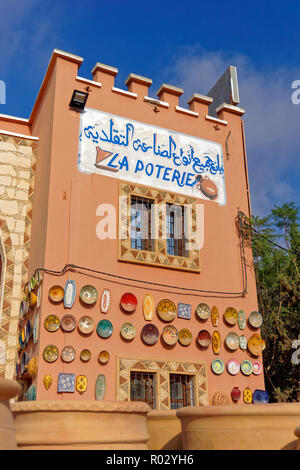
<box><xmin>0</xmin><ymin>50</ymin><xmax>265</xmax><ymax>408</ymax></box>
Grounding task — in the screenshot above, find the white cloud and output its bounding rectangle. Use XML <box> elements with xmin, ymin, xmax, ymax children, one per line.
<box><xmin>162</xmin><ymin>46</ymin><xmax>300</xmax><ymax>216</ymax></box>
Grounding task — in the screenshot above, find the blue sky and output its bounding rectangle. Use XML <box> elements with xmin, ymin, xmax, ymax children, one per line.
<box><xmin>0</xmin><ymin>0</ymin><xmax>300</xmax><ymax>217</ymax></box>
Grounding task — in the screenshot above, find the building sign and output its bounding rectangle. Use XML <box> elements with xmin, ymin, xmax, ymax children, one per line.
<box><xmin>78</xmin><ymin>108</ymin><xmax>226</xmax><ymax>205</ymax></box>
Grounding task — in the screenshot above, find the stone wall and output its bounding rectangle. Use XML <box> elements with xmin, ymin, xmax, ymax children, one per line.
<box><xmin>0</xmin><ymin>133</ymin><xmax>37</xmax><ymax>379</ymax></box>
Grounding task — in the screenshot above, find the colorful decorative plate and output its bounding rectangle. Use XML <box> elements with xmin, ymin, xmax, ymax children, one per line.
<box><xmin>57</xmin><ymin>373</ymin><xmax>76</xmax><ymax>393</ymax></box>
<box><xmin>80</xmin><ymin>349</ymin><xmax>91</xmax><ymax>362</ymax></box>
<box><xmin>239</xmin><ymin>335</ymin><xmax>247</xmax><ymax>350</ymax></box>
<box><xmin>196</xmin><ymin>303</ymin><xmax>210</xmax><ymax>320</ymax></box>
<box><xmin>43</xmin><ymin>374</ymin><xmax>52</xmax><ymax>390</ymax></box>
<box><xmin>197</xmin><ymin>330</ymin><xmax>212</xmax><ymax>348</ymax></box>
<box><xmin>178</xmin><ymin>303</ymin><xmax>192</xmax><ymax>320</ymax></box>
<box><xmin>19</xmin><ymin>300</ymin><xmax>27</xmax><ymax>320</ymax></box>
<box><xmin>211</xmin><ymin>306</ymin><xmax>219</xmax><ymax>327</ymax></box>
<box><xmin>27</xmin><ymin>356</ymin><xmax>38</xmax><ymax>378</ymax></box>
<box><xmin>227</xmin><ymin>359</ymin><xmax>240</xmax><ymax>375</ymax></box>
<box><xmin>76</xmin><ymin>375</ymin><xmax>88</xmax><ymax>393</ymax></box>
<box><xmin>143</xmin><ymin>294</ymin><xmax>155</xmax><ymax>321</ymax></box>
<box><xmin>252</xmin><ymin>360</ymin><xmax>263</xmax><ymax>375</ymax></box>
<box><xmin>44</xmin><ymin>315</ymin><xmax>60</xmax><ymax>332</ymax></box>
<box><xmin>96</xmin><ymin>319</ymin><xmax>113</xmax><ymax>338</ymax></box>
<box><xmin>248</xmin><ymin>311</ymin><xmax>263</xmax><ymax>329</ymax></box>
<box><xmin>98</xmin><ymin>350</ymin><xmax>110</xmax><ymax>364</ymax></box>
<box><xmin>247</xmin><ymin>334</ymin><xmax>265</xmax><ymax>356</ymax></box>
<box><xmin>61</xmin><ymin>345</ymin><xmax>75</xmax><ymax>363</ymax></box>
<box><xmin>120</xmin><ymin>322</ymin><xmax>136</xmax><ymax>341</ymax></box>
<box><xmin>120</xmin><ymin>292</ymin><xmax>138</xmax><ymax>313</ymax></box>
<box><xmin>238</xmin><ymin>310</ymin><xmax>246</xmax><ymax>330</ymax></box>
<box><xmin>64</xmin><ymin>280</ymin><xmax>76</xmax><ymax>309</ymax></box>
<box><xmin>80</xmin><ymin>285</ymin><xmax>98</xmax><ymax>305</ymax></box>
<box><xmin>212</xmin><ymin>331</ymin><xmax>221</xmax><ymax>354</ymax></box>
<box><xmin>224</xmin><ymin>307</ymin><xmax>238</xmax><ymax>326</ymax></box>
<box><xmin>252</xmin><ymin>389</ymin><xmax>269</xmax><ymax>404</ymax></box>
<box><xmin>211</xmin><ymin>358</ymin><xmax>225</xmax><ymax>375</ymax></box>
<box><xmin>161</xmin><ymin>325</ymin><xmax>178</xmax><ymax>345</ymax></box>
<box><xmin>78</xmin><ymin>316</ymin><xmax>94</xmax><ymax>335</ymax></box>
<box><xmin>243</xmin><ymin>387</ymin><xmax>252</xmax><ymax>404</ymax></box>
<box><xmin>49</xmin><ymin>285</ymin><xmax>64</xmax><ymax>303</ymax></box>
<box><xmin>100</xmin><ymin>289</ymin><xmax>111</xmax><ymax>313</ymax></box>
<box><xmin>178</xmin><ymin>328</ymin><xmax>193</xmax><ymax>346</ymax></box>
<box><xmin>157</xmin><ymin>299</ymin><xmax>177</xmax><ymax>322</ymax></box>
<box><xmin>60</xmin><ymin>314</ymin><xmax>76</xmax><ymax>332</ymax></box>
<box><xmin>43</xmin><ymin>344</ymin><xmax>59</xmax><ymax>363</ymax></box>
<box><xmin>240</xmin><ymin>360</ymin><xmax>253</xmax><ymax>376</ymax></box>
<box><xmin>141</xmin><ymin>324</ymin><xmax>159</xmax><ymax>345</ymax></box>
<box><xmin>225</xmin><ymin>332</ymin><xmax>240</xmax><ymax>351</ymax></box>
<box><xmin>95</xmin><ymin>374</ymin><xmax>106</xmax><ymax>400</ymax></box>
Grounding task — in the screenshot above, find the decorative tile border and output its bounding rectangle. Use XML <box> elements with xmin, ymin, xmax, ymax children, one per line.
<box><xmin>117</xmin><ymin>356</ymin><xmax>208</xmax><ymax>409</ymax></box>
<box><xmin>118</xmin><ymin>182</ymin><xmax>201</xmax><ymax>272</ymax></box>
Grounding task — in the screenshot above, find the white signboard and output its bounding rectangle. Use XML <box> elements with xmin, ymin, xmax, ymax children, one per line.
<box><xmin>78</xmin><ymin>108</ymin><xmax>226</xmax><ymax>205</ymax></box>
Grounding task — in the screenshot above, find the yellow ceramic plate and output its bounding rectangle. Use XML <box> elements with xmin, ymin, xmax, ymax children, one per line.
<box><xmin>49</xmin><ymin>285</ymin><xmax>64</xmax><ymax>303</ymax></box>
<box><xmin>157</xmin><ymin>299</ymin><xmax>176</xmax><ymax>322</ymax></box>
<box><xmin>44</xmin><ymin>315</ymin><xmax>60</xmax><ymax>332</ymax></box>
<box><xmin>43</xmin><ymin>344</ymin><xmax>59</xmax><ymax>363</ymax></box>
<box><xmin>143</xmin><ymin>294</ymin><xmax>155</xmax><ymax>321</ymax></box>
<box><xmin>212</xmin><ymin>331</ymin><xmax>221</xmax><ymax>354</ymax></box>
<box><xmin>224</xmin><ymin>307</ymin><xmax>238</xmax><ymax>326</ymax></box>
<box><xmin>211</xmin><ymin>306</ymin><xmax>219</xmax><ymax>327</ymax></box>
<box><xmin>98</xmin><ymin>350</ymin><xmax>110</xmax><ymax>364</ymax></box>
<box><xmin>76</xmin><ymin>375</ymin><xmax>87</xmax><ymax>393</ymax></box>
<box><xmin>80</xmin><ymin>349</ymin><xmax>91</xmax><ymax>362</ymax></box>
<box><xmin>178</xmin><ymin>328</ymin><xmax>192</xmax><ymax>346</ymax></box>
<box><xmin>247</xmin><ymin>334</ymin><xmax>265</xmax><ymax>356</ymax></box>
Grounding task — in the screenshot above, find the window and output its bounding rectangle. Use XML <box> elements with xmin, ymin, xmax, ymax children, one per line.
<box><xmin>170</xmin><ymin>374</ymin><xmax>195</xmax><ymax>409</ymax></box>
<box><xmin>166</xmin><ymin>204</ymin><xmax>188</xmax><ymax>257</ymax></box>
<box><xmin>130</xmin><ymin>195</ymin><xmax>155</xmax><ymax>251</ymax></box>
<box><xmin>130</xmin><ymin>372</ymin><xmax>156</xmax><ymax>409</ymax></box>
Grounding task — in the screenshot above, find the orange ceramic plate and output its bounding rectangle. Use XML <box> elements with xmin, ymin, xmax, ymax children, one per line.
<box><xmin>143</xmin><ymin>294</ymin><xmax>155</xmax><ymax>321</ymax></box>
<box><xmin>211</xmin><ymin>306</ymin><xmax>219</xmax><ymax>327</ymax></box>
<box><xmin>178</xmin><ymin>328</ymin><xmax>192</xmax><ymax>346</ymax></box>
<box><xmin>247</xmin><ymin>334</ymin><xmax>265</xmax><ymax>356</ymax></box>
<box><xmin>212</xmin><ymin>331</ymin><xmax>221</xmax><ymax>354</ymax></box>
<box><xmin>157</xmin><ymin>299</ymin><xmax>176</xmax><ymax>322</ymax></box>
<box><xmin>224</xmin><ymin>307</ymin><xmax>238</xmax><ymax>326</ymax></box>
<box><xmin>49</xmin><ymin>285</ymin><xmax>64</xmax><ymax>303</ymax></box>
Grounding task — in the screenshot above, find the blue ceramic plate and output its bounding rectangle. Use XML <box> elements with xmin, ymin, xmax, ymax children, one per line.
<box><xmin>252</xmin><ymin>389</ymin><xmax>269</xmax><ymax>404</ymax></box>
<box><xmin>97</xmin><ymin>319</ymin><xmax>113</xmax><ymax>338</ymax></box>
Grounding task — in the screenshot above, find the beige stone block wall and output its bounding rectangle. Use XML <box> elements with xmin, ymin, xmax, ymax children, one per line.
<box><xmin>0</xmin><ymin>133</ymin><xmax>37</xmax><ymax>380</ymax></box>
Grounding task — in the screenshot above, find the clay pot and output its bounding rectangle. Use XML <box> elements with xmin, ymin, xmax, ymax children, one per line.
<box><xmin>0</xmin><ymin>378</ymin><xmax>21</xmax><ymax>449</ymax></box>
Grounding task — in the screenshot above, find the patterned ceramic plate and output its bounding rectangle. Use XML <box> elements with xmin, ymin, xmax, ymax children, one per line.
<box><xmin>212</xmin><ymin>331</ymin><xmax>221</xmax><ymax>354</ymax></box>
<box><xmin>98</xmin><ymin>350</ymin><xmax>110</xmax><ymax>364</ymax></box>
<box><xmin>241</xmin><ymin>360</ymin><xmax>253</xmax><ymax>376</ymax></box>
<box><xmin>96</xmin><ymin>319</ymin><xmax>113</xmax><ymax>338</ymax></box>
<box><xmin>120</xmin><ymin>322</ymin><xmax>136</xmax><ymax>340</ymax></box>
<box><xmin>248</xmin><ymin>311</ymin><xmax>263</xmax><ymax>328</ymax></box>
<box><xmin>143</xmin><ymin>294</ymin><xmax>155</xmax><ymax>321</ymax></box>
<box><xmin>120</xmin><ymin>292</ymin><xmax>138</xmax><ymax>313</ymax></box>
<box><xmin>211</xmin><ymin>306</ymin><xmax>219</xmax><ymax>327</ymax></box>
<box><xmin>60</xmin><ymin>314</ymin><xmax>76</xmax><ymax>332</ymax></box>
<box><xmin>211</xmin><ymin>358</ymin><xmax>225</xmax><ymax>375</ymax></box>
<box><xmin>43</xmin><ymin>344</ymin><xmax>59</xmax><ymax>363</ymax></box>
<box><xmin>196</xmin><ymin>303</ymin><xmax>210</xmax><ymax>320</ymax></box>
<box><xmin>252</xmin><ymin>360</ymin><xmax>263</xmax><ymax>375</ymax></box>
<box><xmin>225</xmin><ymin>332</ymin><xmax>240</xmax><ymax>351</ymax></box>
<box><xmin>197</xmin><ymin>330</ymin><xmax>212</xmax><ymax>348</ymax></box>
<box><xmin>238</xmin><ymin>310</ymin><xmax>246</xmax><ymax>330</ymax></box>
<box><xmin>248</xmin><ymin>334</ymin><xmax>265</xmax><ymax>356</ymax></box>
<box><xmin>61</xmin><ymin>345</ymin><xmax>75</xmax><ymax>363</ymax></box>
<box><xmin>157</xmin><ymin>299</ymin><xmax>177</xmax><ymax>322</ymax></box>
<box><xmin>100</xmin><ymin>289</ymin><xmax>111</xmax><ymax>313</ymax></box>
<box><xmin>178</xmin><ymin>328</ymin><xmax>193</xmax><ymax>346</ymax></box>
<box><xmin>239</xmin><ymin>335</ymin><xmax>247</xmax><ymax>350</ymax></box>
<box><xmin>141</xmin><ymin>324</ymin><xmax>159</xmax><ymax>345</ymax></box>
<box><xmin>49</xmin><ymin>285</ymin><xmax>64</xmax><ymax>303</ymax></box>
<box><xmin>224</xmin><ymin>307</ymin><xmax>238</xmax><ymax>325</ymax></box>
<box><xmin>78</xmin><ymin>316</ymin><xmax>94</xmax><ymax>335</ymax></box>
<box><xmin>80</xmin><ymin>349</ymin><xmax>91</xmax><ymax>362</ymax></box>
<box><xmin>227</xmin><ymin>359</ymin><xmax>240</xmax><ymax>375</ymax></box>
<box><xmin>80</xmin><ymin>285</ymin><xmax>98</xmax><ymax>305</ymax></box>
<box><xmin>161</xmin><ymin>325</ymin><xmax>178</xmax><ymax>345</ymax></box>
<box><xmin>44</xmin><ymin>315</ymin><xmax>60</xmax><ymax>332</ymax></box>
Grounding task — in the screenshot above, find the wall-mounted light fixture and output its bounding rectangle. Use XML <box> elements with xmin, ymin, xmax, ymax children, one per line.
<box><xmin>69</xmin><ymin>89</ymin><xmax>89</xmax><ymax>111</ymax></box>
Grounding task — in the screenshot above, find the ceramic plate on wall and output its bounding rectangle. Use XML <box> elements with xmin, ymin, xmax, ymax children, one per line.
<box><xmin>211</xmin><ymin>359</ymin><xmax>225</xmax><ymax>375</ymax></box>
<box><xmin>225</xmin><ymin>332</ymin><xmax>240</xmax><ymax>351</ymax></box>
<box><xmin>141</xmin><ymin>324</ymin><xmax>159</xmax><ymax>345</ymax></box>
<box><xmin>64</xmin><ymin>280</ymin><xmax>76</xmax><ymax>308</ymax></box>
<box><xmin>177</xmin><ymin>303</ymin><xmax>192</xmax><ymax>320</ymax></box>
<box><xmin>60</xmin><ymin>314</ymin><xmax>76</xmax><ymax>332</ymax></box>
<box><xmin>178</xmin><ymin>328</ymin><xmax>193</xmax><ymax>346</ymax></box>
<box><xmin>238</xmin><ymin>310</ymin><xmax>246</xmax><ymax>330</ymax></box>
<box><xmin>97</xmin><ymin>319</ymin><xmax>113</xmax><ymax>338</ymax></box>
<box><xmin>241</xmin><ymin>360</ymin><xmax>253</xmax><ymax>376</ymax></box>
<box><xmin>95</xmin><ymin>374</ymin><xmax>106</xmax><ymax>400</ymax></box>
<box><xmin>80</xmin><ymin>349</ymin><xmax>91</xmax><ymax>362</ymax></box>
<box><xmin>76</xmin><ymin>375</ymin><xmax>88</xmax><ymax>393</ymax></box>
<box><xmin>120</xmin><ymin>322</ymin><xmax>136</xmax><ymax>341</ymax></box>
<box><xmin>44</xmin><ymin>315</ymin><xmax>60</xmax><ymax>332</ymax></box>
<box><xmin>98</xmin><ymin>350</ymin><xmax>110</xmax><ymax>364</ymax></box>
<box><xmin>78</xmin><ymin>316</ymin><xmax>94</xmax><ymax>335</ymax></box>
<box><xmin>197</xmin><ymin>330</ymin><xmax>212</xmax><ymax>348</ymax></box>
<box><xmin>247</xmin><ymin>334</ymin><xmax>265</xmax><ymax>356</ymax></box>
<box><xmin>100</xmin><ymin>289</ymin><xmax>111</xmax><ymax>313</ymax></box>
<box><xmin>227</xmin><ymin>359</ymin><xmax>240</xmax><ymax>375</ymax></box>
<box><xmin>143</xmin><ymin>294</ymin><xmax>155</xmax><ymax>321</ymax></box>
<box><xmin>211</xmin><ymin>306</ymin><xmax>219</xmax><ymax>327</ymax></box>
<box><xmin>239</xmin><ymin>335</ymin><xmax>247</xmax><ymax>350</ymax></box>
<box><xmin>61</xmin><ymin>346</ymin><xmax>75</xmax><ymax>363</ymax></box>
<box><xmin>196</xmin><ymin>303</ymin><xmax>210</xmax><ymax>320</ymax></box>
<box><xmin>43</xmin><ymin>344</ymin><xmax>59</xmax><ymax>363</ymax></box>
<box><xmin>49</xmin><ymin>285</ymin><xmax>64</xmax><ymax>303</ymax></box>
<box><xmin>120</xmin><ymin>292</ymin><xmax>138</xmax><ymax>313</ymax></box>
<box><xmin>252</xmin><ymin>360</ymin><xmax>263</xmax><ymax>375</ymax></box>
<box><xmin>157</xmin><ymin>299</ymin><xmax>177</xmax><ymax>322</ymax></box>
<box><xmin>212</xmin><ymin>331</ymin><xmax>221</xmax><ymax>354</ymax></box>
<box><xmin>57</xmin><ymin>373</ymin><xmax>76</xmax><ymax>393</ymax></box>
<box><xmin>249</xmin><ymin>311</ymin><xmax>263</xmax><ymax>329</ymax></box>
<box><xmin>224</xmin><ymin>307</ymin><xmax>238</xmax><ymax>326</ymax></box>
<box><xmin>80</xmin><ymin>285</ymin><xmax>98</xmax><ymax>305</ymax></box>
<box><xmin>161</xmin><ymin>325</ymin><xmax>178</xmax><ymax>345</ymax></box>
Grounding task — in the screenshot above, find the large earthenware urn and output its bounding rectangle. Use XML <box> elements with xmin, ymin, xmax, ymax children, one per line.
<box><xmin>0</xmin><ymin>378</ymin><xmax>21</xmax><ymax>449</ymax></box>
